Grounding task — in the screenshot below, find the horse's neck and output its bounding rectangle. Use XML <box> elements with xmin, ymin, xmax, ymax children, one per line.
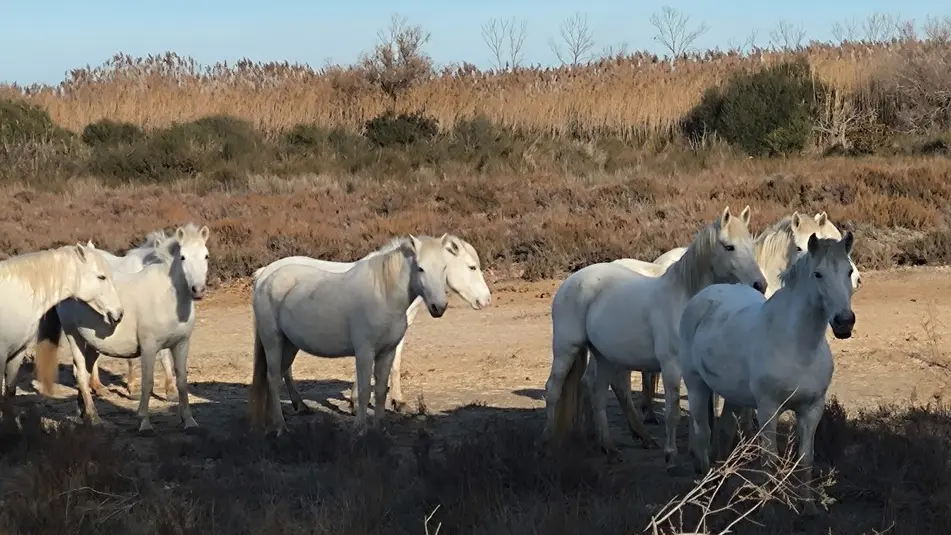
<box><xmin>370</xmin><ymin>257</ymin><xmax>416</xmax><ymax>316</ymax></box>
<box><xmin>763</xmin><ymin>283</ymin><xmax>828</xmax><ymax>355</ymax></box>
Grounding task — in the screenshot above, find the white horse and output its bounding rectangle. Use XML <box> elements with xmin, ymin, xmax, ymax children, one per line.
<box><xmin>35</xmin><ymin>224</ymin><xmax>211</xmax><ymax>435</ymax></box>
<box><xmin>623</xmin><ymin>211</ymin><xmax>863</xmax><ymax>425</ymax></box>
<box><xmin>248</xmin><ymin>236</ymin><xmax>450</xmax><ymax>436</ymax></box>
<box><xmin>252</xmin><ymin>234</ymin><xmax>491</xmax><ymax>414</ymax></box>
<box><xmin>679</xmin><ymin>232</ymin><xmax>855</xmax><ymax>516</ymax></box>
<box><xmin>0</xmin><ymin>244</ymin><xmax>124</xmax><ymax>413</ymax></box>
<box><xmin>84</xmin><ymin>229</ymin><xmax>167</xmax><ymax>275</ymax></box>
<box><xmin>542</xmin><ymin>207</ymin><xmax>768</xmax><ymax>466</ymax></box>
<box><xmin>83</xmin><ymin>238</ymin><xmax>178</xmax><ymax>401</ymax></box>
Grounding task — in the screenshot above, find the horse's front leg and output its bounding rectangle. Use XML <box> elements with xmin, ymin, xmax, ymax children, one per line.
<box><xmin>611</xmin><ymin>368</ymin><xmax>658</xmax><ymax>449</ymax></box>
<box><xmin>135</xmin><ymin>346</ymin><xmax>159</xmax><ymax>436</ymax></box>
<box><xmin>659</xmin><ymin>357</ymin><xmax>683</xmax><ymax>471</ymax></box>
<box><xmin>170</xmin><ymin>339</ymin><xmax>199</xmax><ymax>433</ymax></box>
<box><xmin>65</xmin><ymin>333</ymin><xmax>102</xmax><ymax>425</ymax></box>
<box><xmin>794</xmin><ymin>401</ymin><xmax>825</xmax><ymax>516</ymax></box>
<box><xmin>373</xmin><ymin>346</ymin><xmax>399</xmax><ymax>429</ymax></box>
<box><xmin>1</xmin><ymin>349</ymin><xmax>27</xmax><ymax>419</ymax></box>
<box><xmin>89</xmin><ymin>359</ymin><xmax>106</xmax><ymax>397</ymax></box>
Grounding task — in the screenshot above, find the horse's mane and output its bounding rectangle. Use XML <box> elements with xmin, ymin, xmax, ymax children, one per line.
<box><xmin>138</xmin><ymin>229</ymin><xmax>168</xmax><ymax>249</ymax></box>
<box><xmin>362</xmin><ymin>237</ymin><xmax>413</xmax><ymax>294</ymax></box>
<box><xmin>754</xmin><ymin>216</ymin><xmax>801</xmax><ymax>273</ymax></box>
<box><xmin>0</xmin><ymin>245</ymin><xmax>96</xmax><ymax>301</ymax></box>
<box><xmin>140</xmin><ymin>224</ymin><xmax>205</xmax><ymax>266</ymax></box>
<box><xmin>664</xmin><ymin>219</ymin><xmax>719</xmax><ymax>293</ymax></box>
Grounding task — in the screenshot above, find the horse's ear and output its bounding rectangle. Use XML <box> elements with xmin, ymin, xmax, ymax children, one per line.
<box><xmin>807</xmin><ymin>233</ymin><xmax>819</xmax><ymax>254</ymax></box>
<box><xmin>720</xmin><ymin>206</ymin><xmax>732</xmax><ymax>225</ymax></box>
<box><xmin>408</xmin><ymin>235</ymin><xmax>422</xmax><ymax>254</ymax></box>
<box><xmin>175</xmin><ymin>227</ymin><xmax>186</xmax><ymax>241</ymax></box>
<box><xmin>791</xmin><ymin>211</ymin><xmax>802</xmax><ymax>230</ymax></box>
<box><xmin>841</xmin><ymin>231</ymin><xmax>854</xmax><ymax>254</ymax></box>
<box><xmin>86</xmin><ymin>239</ymin><xmax>95</xmax><ymax>249</ymax></box>
<box><xmin>814</xmin><ymin>211</ymin><xmax>828</xmax><ymax>226</ymax></box>
<box><xmin>199</xmin><ymin>225</ymin><xmax>210</xmax><ymax>242</ymax></box>
<box><xmin>739</xmin><ymin>205</ymin><xmax>752</xmax><ymax>226</ymax></box>
<box><xmin>74</xmin><ymin>243</ymin><xmax>88</xmax><ymax>262</ymax></box>
<box><xmin>442</xmin><ymin>234</ymin><xmax>460</xmax><ymax>256</ymax></box>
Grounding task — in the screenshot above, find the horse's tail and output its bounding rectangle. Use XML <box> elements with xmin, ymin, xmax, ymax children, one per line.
<box><xmin>553</xmin><ymin>347</ymin><xmax>588</xmax><ymax>440</ymax></box>
<box><xmin>252</xmin><ymin>265</ymin><xmax>267</xmax><ymax>282</ymax></box>
<box><xmin>247</xmin><ymin>327</ymin><xmax>270</xmax><ymax>428</ymax></box>
<box><xmin>34</xmin><ymin>306</ymin><xmax>63</xmax><ymax>396</ymax></box>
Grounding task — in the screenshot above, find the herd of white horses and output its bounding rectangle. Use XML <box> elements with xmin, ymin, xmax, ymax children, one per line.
<box><xmin>0</xmin><ymin>206</ymin><xmax>860</xmax><ymax>516</ymax></box>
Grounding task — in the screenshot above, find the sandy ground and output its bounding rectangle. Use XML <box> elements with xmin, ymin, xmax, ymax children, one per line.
<box><xmin>18</xmin><ymin>266</ymin><xmax>951</xmax><ymax>453</ymax></box>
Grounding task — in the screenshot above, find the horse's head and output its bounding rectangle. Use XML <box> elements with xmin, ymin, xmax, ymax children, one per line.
<box><xmin>403</xmin><ymin>235</ymin><xmax>449</xmax><ymax>318</ymax></box>
<box><xmin>72</xmin><ymin>243</ymin><xmax>124</xmax><ymax>324</ymax></box>
<box><xmin>812</xmin><ymin>212</ymin><xmax>862</xmax><ymax>292</ymax></box>
<box><xmin>805</xmin><ymin>231</ymin><xmax>856</xmax><ymax>339</ymax></box>
<box><xmin>173</xmin><ymin>224</ymin><xmax>211</xmax><ymax>300</ymax></box>
<box><xmin>440</xmin><ymin>234</ymin><xmax>491</xmax><ymax>310</ymax></box>
<box><xmin>712</xmin><ymin>205</ymin><xmax>767</xmax><ymax>295</ymax></box>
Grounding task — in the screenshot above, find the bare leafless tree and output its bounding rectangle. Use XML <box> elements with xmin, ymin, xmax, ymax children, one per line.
<box><xmin>600</xmin><ymin>41</ymin><xmax>630</xmax><ymax>59</ymax></box>
<box><xmin>727</xmin><ymin>30</ymin><xmax>758</xmax><ymax>54</ymax></box>
<box><xmin>862</xmin><ymin>12</ymin><xmax>900</xmax><ymax>42</ymax></box>
<box><xmin>924</xmin><ymin>15</ymin><xmax>951</xmax><ymax>43</ymax></box>
<box><xmin>481</xmin><ymin>17</ymin><xmax>528</xmax><ymax>71</ymax></box>
<box><xmin>831</xmin><ymin>18</ymin><xmax>859</xmax><ymax>43</ymax></box>
<box><xmin>650</xmin><ymin>6</ymin><xmax>709</xmax><ymax>58</ymax></box>
<box><xmin>549</xmin><ymin>12</ymin><xmax>596</xmax><ymax>67</ymax></box>
<box><xmin>769</xmin><ymin>19</ymin><xmax>807</xmax><ymax>50</ymax></box>
<box><xmin>359</xmin><ymin>14</ymin><xmax>433</xmax><ymax>108</ymax></box>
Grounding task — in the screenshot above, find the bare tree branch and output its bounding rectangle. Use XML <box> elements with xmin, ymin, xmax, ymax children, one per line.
<box><xmin>481</xmin><ymin>17</ymin><xmax>528</xmax><ymax>71</ymax></box>
<box><xmin>358</xmin><ymin>13</ymin><xmax>433</xmax><ymax>107</ymax></box>
<box><xmin>650</xmin><ymin>6</ymin><xmax>709</xmax><ymax>58</ymax></box>
<box><xmin>727</xmin><ymin>30</ymin><xmax>758</xmax><ymax>54</ymax></box>
<box><xmin>769</xmin><ymin>19</ymin><xmax>807</xmax><ymax>50</ymax></box>
<box><xmin>548</xmin><ymin>12</ymin><xmax>596</xmax><ymax>67</ymax></box>
<box><xmin>600</xmin><ymin>41</ymin><xmax>630</xmax><ymax>59</ymax></box>
<box><xmin>923</xmin><ymin>15</ymin><xmax>951</xmax><ymax>44</ymax></box>
<box><xmin>831</xmin><ymin>18</ymin><xmax>859</xmax><ymax>43</ymax></box>
<box><xmin>862</xmin><ymin>12</ymin><xmax>900</xmax><ymax>42</ymax></box>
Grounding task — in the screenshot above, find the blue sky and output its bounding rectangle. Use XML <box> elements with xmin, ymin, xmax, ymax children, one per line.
<box><xmin>1</xmin><ymin>0</ymin><xmax>947</xmax><ymax>85</ymax></box>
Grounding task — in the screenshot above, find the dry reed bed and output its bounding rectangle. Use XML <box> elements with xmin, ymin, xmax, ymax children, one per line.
<box><xmin>0</xmin><ymin>42</ymin><xmax>930</xmax><ymax>138</ymax></box>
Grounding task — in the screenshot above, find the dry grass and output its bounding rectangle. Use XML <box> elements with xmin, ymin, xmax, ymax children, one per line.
<box><xmin>0</xmin><ymin>42</ymin><xmax>940</xmax><ymax>141</ymax></box>
<box><xmin>1</xmin><ymin>397</ymin><xmax>950</xmax><ymax>535</ymax></box>
<box><xmin>0</xmin><ymin>156</ymin><xmax>948</xmax><ymax>282</ymax></box>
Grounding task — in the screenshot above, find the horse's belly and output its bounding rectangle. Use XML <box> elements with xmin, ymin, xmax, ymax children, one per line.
<box><xmin>586</xmin><ymin>309</ymin><xmax>659</xmax><ymax>371</ymax></box>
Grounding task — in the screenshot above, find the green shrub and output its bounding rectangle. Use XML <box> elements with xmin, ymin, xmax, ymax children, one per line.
<box><xmin>682</xmin><ymin>59</ymin><xmax>825</xmax><ymax>156</ymax></box>
<box><xmin>364</xmin><ymin>111</ymin><xmax>438</xmax><ymax>147</ymax></box>
<box><xmin>81</xmin><ymin>119</ymin><xmax>145</xmax><ymax>146</ymax></box>
<box><xmin>0</xmin><ymin>99</ymin><xmax>73</xmax><ymax>145</ymax></box>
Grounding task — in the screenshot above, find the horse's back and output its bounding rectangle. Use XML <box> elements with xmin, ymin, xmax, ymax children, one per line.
<box><xmin>611</xmin><ymin>258</ymin><xmax>665</xmax><ymax>277</ymax></box>
<box><xmin>253</xmin><ymin>256</ymin><xmax>354</xmax><ymax>285</ymax></box>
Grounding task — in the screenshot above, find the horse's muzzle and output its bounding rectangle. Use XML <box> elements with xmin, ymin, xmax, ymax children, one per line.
<box><xmin>752</xmin><ymin>280</ymin><xmax>767</xmax><ymax>295</ymax></box>
<box><xmin>429</xmin><ymin>303</ymin><xmax>447</xmax><ymax>318</ymax></box>
<box><xmin>191</xmin><ymin>285</ymin><xmax>206</xmax><ymax>300</ymax></box>
<box><xmin>830</xmin><ymin>310</ymin><xmax>856</xmax><ymax>339</ymax></box>
<box><xmin>107</xmin><ymin>310</ymin><xmax>124</xmax><ymax>323</ymax></box>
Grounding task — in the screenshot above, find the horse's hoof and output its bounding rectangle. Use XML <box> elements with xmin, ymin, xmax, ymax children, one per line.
<box><xmin>137</xmin><ymin>427</ymin><xmax>156</xmax><ymax>437</ymax></box>
<box><xmin>604</xmin><ymin>448</ymin><xmax>623</xmax><ymax>464</ymax></box>
<box><xmin>293</xmin><ymin>402</ymin><xmax>314</xmax><ymax>414</ymax></box>
<box><xmin>184</xmin><ymin>426</ymin><xmax>205</xmax><ymax>437</ymax></box>
<box><xmin>390</xmin><ymin>400</ymin><xmax>411</xmax><ymax>414</ymax></box>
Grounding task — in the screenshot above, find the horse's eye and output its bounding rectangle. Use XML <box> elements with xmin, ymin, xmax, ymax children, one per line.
<box><xmin>97</xmin><ymin>275</ymin><xmax>106</xmax><ymax>281</ymax></box>
<box><xmin>205</xmin><ymin>254</ymin><xmax>209</xmax><ymax>260</ymax></box>
<box><xmin>814</xmin><ymin>271</ymin><xmax>823</xmax><ymax>279</ymax></box>
<box><xmin>796</xmin><ymin>247</ymin><xmax>803</xmax><ymax>252</ymax></box>
<box><xmin>848</xmin><ymin>269</ymin><xmax>854</xmax><ymax>277</ymax></box>
<box><xmin>418</xmin><ymin>267</ymin><xmax>425</xmax><ymax>273</ymax></box>
<box><xmin>724</xmin><ymin>244</ymin><xmax>735</xmax><ymax>252</ymax></box>
<box><xmin>468</xmin><ymin>265</ymin><xmax>477</xmax><ymax>271</ymax></box>
<box><xmin>180</xmin><ymin>255</ymin><xmax>186</xmax><ymax>261</ymax></box>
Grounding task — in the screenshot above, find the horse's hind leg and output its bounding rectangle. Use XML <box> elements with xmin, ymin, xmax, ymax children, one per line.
<box><xmin>1</xmin><ymin>349</ymin><xmax>26</xmax><ymax>419</ymax></box>
<box><xmin>280</xmin><ymin>346</ymin><xmax>308</xmax><ymax>414</ymax></box>
<box><xmin>386</xmin><ymin>336</ymin><xmax>410</xmax><ymax>413</ymax></box>
<box><xmin>135</xmin><ymin>347</ymin><xmax>159</xmax><ymax>435</ymax></box>
<box><xmin>589</xmin><ymin>352</ymin><xmax>620</xmax><ymax>458</ymax></box>
<box><xmin>610</xmin><ymin>367</ymin><xmax>658</xmax><ymax>449</ymax></box>
<box><xmin>683</xmin><ymin>373</ymin><xmax>714</xmax><ymax>475</ymax></box>
<box><xmin>715</xmin><ymin>400</ymin><xmax>746</xmax><ymax>462</ymax></box>
<box><xmin>659</xmin><ymin>358</ymin><xmax>683</xmax><ymax>471</ymax></box>
<box><xmin>126</xmin><ymin>358</ymin><xmax>140</xmax><ymax>398</ymax></box>
<box><xmin>372</xmin><ymin>347</ymin><xmax>399</xmax><ymax>429</ymax></box>
<box><xmin>89</xmin><ymin>359</ymin><xmax>106</xmax><ymax>397</ymax></box>
<box><xmin>640</xmin><ymin>371</ymin><xmax>661</xmax><ymax>424</ymax></box>
<box><xmin>159</xmin><ymin>349</ymin><xmax>178</xmax><ymax>402</ymax></box>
